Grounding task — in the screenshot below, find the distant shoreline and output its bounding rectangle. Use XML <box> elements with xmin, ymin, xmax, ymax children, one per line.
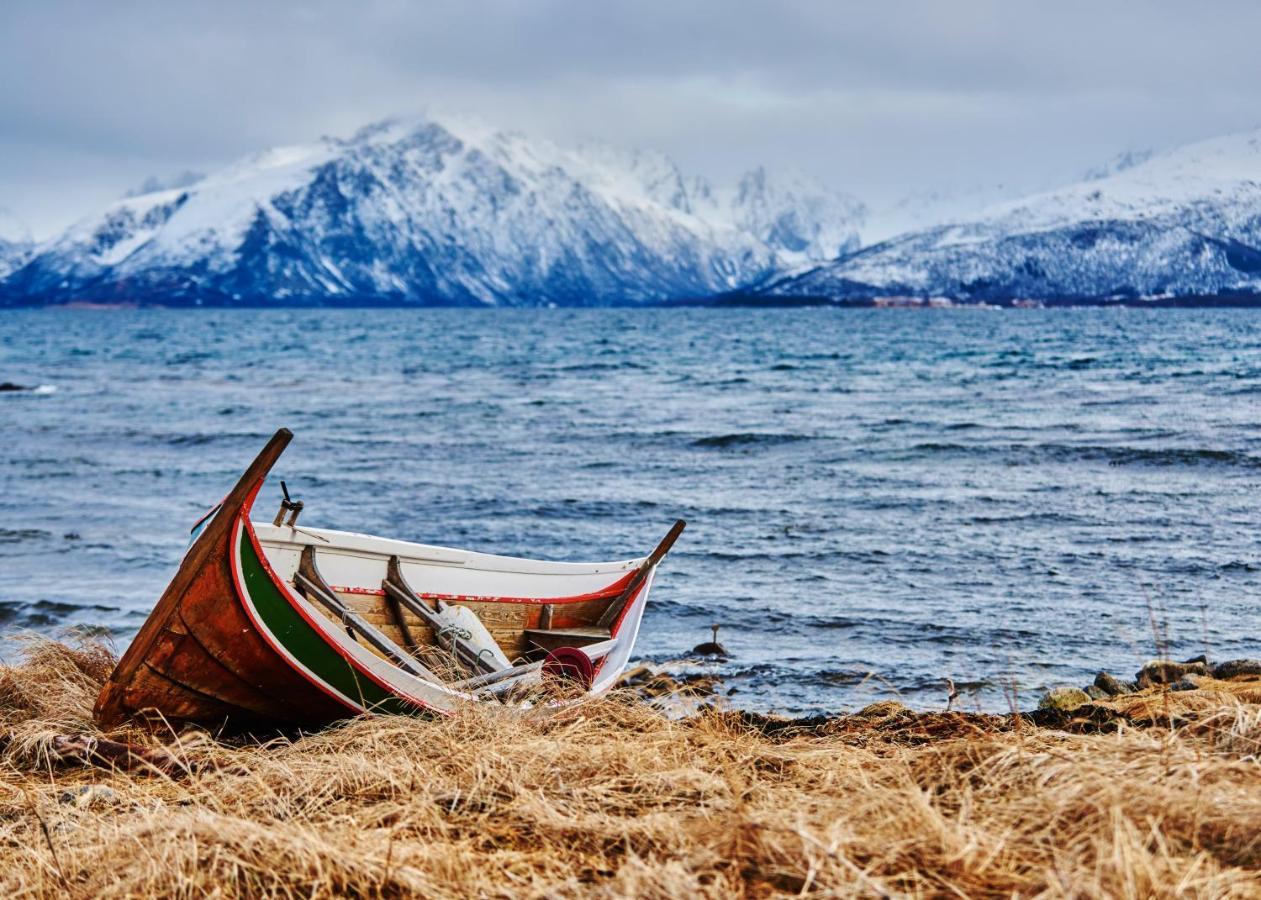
<box><xmin>4</xmin><ymin>293</ymin><xmax>1261</xmax><ymax>310</ymax></box>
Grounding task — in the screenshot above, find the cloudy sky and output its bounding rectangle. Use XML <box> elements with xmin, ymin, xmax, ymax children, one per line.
<box><xmin>2</xmin><ymin>0</ymin><xmax>1259</xmax><ymax>237</ymax></box>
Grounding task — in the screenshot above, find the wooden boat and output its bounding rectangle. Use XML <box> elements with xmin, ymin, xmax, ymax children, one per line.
<box><xmin>94</xmin><ymin>429</ymin><xmax>684</xmax><ymax>729</ymax></box>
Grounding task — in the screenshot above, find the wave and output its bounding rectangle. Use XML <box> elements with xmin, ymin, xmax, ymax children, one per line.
<box><xmin>0</xmin><ymin>528</ymin><xmax>51</xmax><ymax>544</ymax></box>
<box><xmin>909</xmin><ymin>441</ymin><xmax>1261</xmax><ymax>469</ymax></box>
<box><xmin>0</xmin><ymin>599</ymin><xmax>121</xmax><ymax>629</ymax></box>
<box><xmin>692</xmin><ymin>432</ymin><xmax>813</xmax><ymax>449</ymax></box>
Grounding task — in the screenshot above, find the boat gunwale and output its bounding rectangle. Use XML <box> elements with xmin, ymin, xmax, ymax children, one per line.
<box><xmin>236</xmin><ymin>490</ymin><xmax>652</xmax><ymax>716</ymax></box>
<box><xmin>253</xmin><ymin>522</ymin><xmax>647</xmax><ymax>577</ymax></box>
<box><xmin>233</xmin><ymin>498</ymin><xmax>457</xmax><ymax>716</ymax></box>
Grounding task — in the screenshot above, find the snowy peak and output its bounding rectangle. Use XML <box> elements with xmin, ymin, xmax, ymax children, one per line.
<box><xmin>759</xmin><ymin>128</ymin><xmax>1261</xmax><ymax>305</ymax></box>
<box><xmin>8</xmin><ymin>114</ymin><xmax>867</xmax><ymax>306</ymax></box>
<box><xmin>700</xmin><ymin>166</ymin><xmax>865</xmax><ymax>261</ymax></box>
<box><xmin>858</xmin><ymin>181</ymin><xmax>1027</xmax><ymax>246</ymax></box>
<box><xmin>124</xmin><ymin>170</ymin><xmax>205</xmax><ymax>199</ymax></box>
<box><xmin>975</xmin><ymin>128</ymin><xmax>1261</xmax><ymax>232</ymax></box>
<box><xmin>738</xmin><ymin>167</ymin><xmax>864</xmax><ymax>259</ymax></box>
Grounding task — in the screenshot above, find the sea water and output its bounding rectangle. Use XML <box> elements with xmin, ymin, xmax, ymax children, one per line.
<box><xmin>2</xmin><ymin>307</ymin><xmax>1259</xmax><ymax>714</ymax></box>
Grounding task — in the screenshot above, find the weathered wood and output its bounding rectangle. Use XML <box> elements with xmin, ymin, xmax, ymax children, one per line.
<box><xmin>384</xmin><ymin>557</ymin><xmax>502</xmax><ymax>676</ymax></box>
<box><xmin>101</xmin><ymin>429</ymin><xmax>293</xmax><ymax>698</ymax></box>
<box><xmin>384</xmin><ymin>589</ymin><xmax>418</xmax><ymax>652</ymax></box>
<box><xmin>94</xmin><ymin>429</ymin><xmax>352</xmax><ymax>730</ymax></box>
<box><xmin>50</xmin><ymin>735</ymin><xmax>189</xmax><ymax>777</ymax></box>
<box><xmin>596</xmin><ymin>519</ymin><xmax>686</xmax><ymax>628</ymax></box>
<box><xmin>296</xmin><ymin>547</ymin><xmax>438</xmax><ymax>681</ymax></box>
<box><xmin>454</xmin><ymin>659</ymin><xmax>546</xmax><ymax>691</ymax></box>
<box><xmin>93</xmin><ymin>428</ymin><xmax>676</xmax><ymax>730</ymax></box>
<box><xmin>523</xmin><ymin>627</ymin><xmax>610</xmax><ymax>655</ymax></box>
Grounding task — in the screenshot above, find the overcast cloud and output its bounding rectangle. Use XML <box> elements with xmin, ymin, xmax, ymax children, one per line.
<box><xmin>2</xmin><ymin>0</ymin><xmax>1259</xmax><ymax>236</ymax></box>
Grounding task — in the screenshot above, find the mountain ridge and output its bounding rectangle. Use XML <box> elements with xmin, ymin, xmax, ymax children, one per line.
<box><xmin>0</xmin><ymin>115</ymin><xmax>862</xmax><ymax>308</ymax></box>
<box><xmin>754</xmin><ymin>129</ymin><xmax>1261</xmax><ymax>306</ymax></box>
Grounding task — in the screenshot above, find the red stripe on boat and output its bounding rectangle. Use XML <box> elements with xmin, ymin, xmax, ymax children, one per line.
<box><xmin>327</xmin><ymin>570</ymin><xmax>636</xmax><ymax>606</ymax></box>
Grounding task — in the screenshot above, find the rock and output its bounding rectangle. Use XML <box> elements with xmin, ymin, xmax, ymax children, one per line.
<box><xmin>854</xmin><ymin>700</ymin><xmax>909</xmax><ymax>719</ymax></box>
<box><xmin>691</xmin><ymin>624</ymin><xmax>729</xmax><ymax>658</ymax></box>
<box><xmin>0</xmin><ymin>382</ymin><xmax>27</xmax><ymax>392</ymax></box>
<box><xmin>57</xmin><ymin>785</ymin><xmax>120</xmax><ymax>808</ymax></box>
<box><xmin>1211</xmin><ymin>659</ymin><xmax>1261</xmax><ymax>680</ymax></box>
<box><xmin>1084</xmin><ymin>685</ymin><xmax>1109</xmax><ymax>700</ymax></box>
<box><xmin>1135</xmin><ymin>659</ymin><xmax>1208</xmax><ymax>688</ymax></box>
<box><xmin>1093</xmin><ymin>671</ymin><xmax>1133</xmax><ymax>696</ymax></box>
<box><xmin>614</xmin><ymin>665</ymin><xmax>652</xmax><ymax>687</ymax></box>
<box><xmin>1182</xmin><ymin>654</ymin><xmax>1208</xmax><ymax>666</ymax></box>
<box><xmin>1038</xmin><ymin>687</ymin><xmax>1091</xmax><ymax>712</ymax></box>
<box><xmin>1171</xmin><ymin>674</ymin><xmax>1206</xmax><ymax>692</ymax></box>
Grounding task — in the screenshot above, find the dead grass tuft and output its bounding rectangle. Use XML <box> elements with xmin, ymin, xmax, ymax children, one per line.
<box><xmin>2</xmin><ymin>637</ymin><xmax>1261</xmax><ymax>897</ymax></box>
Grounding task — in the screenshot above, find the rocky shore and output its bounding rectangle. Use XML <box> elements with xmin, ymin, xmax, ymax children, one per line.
<box><xmin>1038</xmin><ymin>655</ymin><xmax>1261</xmax><ymax>711</ymax></box>
<box><xmin>3</xmin><ymin>638</ymin><xmax>1261</xmax><ymax>897</ymax></box>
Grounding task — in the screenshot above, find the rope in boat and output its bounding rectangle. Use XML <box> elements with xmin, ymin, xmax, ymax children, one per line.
<box><xmin>438</xmin><ymin>625</ymin><xmax>473</xmax><ymax>642</ymax></box>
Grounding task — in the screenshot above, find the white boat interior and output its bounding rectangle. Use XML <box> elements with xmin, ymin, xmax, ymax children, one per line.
<box><xmin>252</xmin><ymin>520</ymin><xmax>648</xmax><ymax>679</ymax></box>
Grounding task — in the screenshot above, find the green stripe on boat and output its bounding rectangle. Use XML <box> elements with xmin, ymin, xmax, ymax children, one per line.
<box><xmin>238</xmin><ymin>527</ymin><xmax>419</xmax><ymax>716</ymax></box>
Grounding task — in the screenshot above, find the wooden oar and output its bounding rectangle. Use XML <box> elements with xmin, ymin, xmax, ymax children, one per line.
<box><xmin>383</xmin><ymin>556</ymin><xmax>502</xmax><ymax>676</ymax></box>
<box><xmin>294</xmin><ymin>546</ymin><xmax>438</xmax><ymax>681</ymax></box>
<box><xmin>596</xmin><ymin>519</ymin><xmax>686</xmax><ymax>628</ymax></box>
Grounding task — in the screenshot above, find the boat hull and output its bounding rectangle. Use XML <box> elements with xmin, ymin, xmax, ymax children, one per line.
<box><xmin>94</xmin><ymin>430</ymin><xmax>667</xmax><ymax>730</ymax></box>
<box><xmin>94</xmin><ymin>512</ymin><xmax>354</xmax><ymax>729</ymax></box>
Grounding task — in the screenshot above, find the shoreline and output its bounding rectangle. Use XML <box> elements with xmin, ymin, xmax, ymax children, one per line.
<box><xmin>3</xmin><ymin>638</ymin><xmax>1260</xmax><ymax>895</ymax></box>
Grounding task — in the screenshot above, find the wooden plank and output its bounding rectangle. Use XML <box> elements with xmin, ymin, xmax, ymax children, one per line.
<box><xmin>523</xmin><ymin>627</ymin><xmax>610</xmax><ymax>655</ymax></box>
<box><xmin>385</xmin><ymin>588</ymin><xmax>418</xmax><ymax>653</ymax></box>
<box><xmin>454</xmin><ymin>659</ymin><xmax>546</xmax><ymax>692</ymax></box>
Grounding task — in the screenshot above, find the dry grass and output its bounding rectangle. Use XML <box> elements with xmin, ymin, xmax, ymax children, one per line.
<box><xmin>2</xmin><ymin>637</ymin><xmax>1261</xmax><ymax>898</ymax></box>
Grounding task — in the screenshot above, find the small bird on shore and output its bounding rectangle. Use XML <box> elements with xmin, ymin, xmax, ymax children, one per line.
<box><xmin>945</xmin><ymin>677</ymin><xmax>959</xmax><ymax>712</ymax></box>
<box><xmin>692</xmin><ymin>624</ymin><xmax>729</xmax><ymax>657</ymax></box>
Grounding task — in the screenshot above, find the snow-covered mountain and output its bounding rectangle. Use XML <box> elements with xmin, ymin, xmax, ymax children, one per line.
<box><xmin>0</xmin><ymin>208</ymin><xmax>33</xmax><ymax>279</ymax></box>
<box><xmin>857</xmin><ymin>181</ymin><xmax>1031</xmax><ymax>247</ymax></box>
<box><xmin>0</xmin><ymin>117</ymin><xmax>860</xmax><ymax>307</ymax></box>
<box><xmin>123</xmin><ymin>170</ymin><xmax>205</xmax><ymax>199</ymax></box>
<box><xmin>757</xmin><ymin>130</ymin><xmax>1261</xmax><ymax>305</ymax></box>
<box><xmin>690</xmin><ymin>167</ymin><xmax>864</xmax><ymax>261</ymax></box>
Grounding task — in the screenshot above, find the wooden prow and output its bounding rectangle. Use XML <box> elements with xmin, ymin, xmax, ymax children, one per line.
<box><xmin>596</xmin><ymin>519</ymin><xmax>686</xmax><ymax>628</ymax></box>
<box><xmin>94</xmin><ymin>428</ymin><xmax>294</xmax><ymax>727</ymax></box>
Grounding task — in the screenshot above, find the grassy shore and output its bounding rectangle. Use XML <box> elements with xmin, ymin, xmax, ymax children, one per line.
<box><xmin>2</xmin><ymin>638</ymin><xmax>1261</xmax><ymax>897</ymax></box>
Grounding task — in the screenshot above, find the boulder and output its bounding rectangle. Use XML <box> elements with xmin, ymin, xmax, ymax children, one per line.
<box><xmin>1136</xmin><ymin>659</ymin><xmax>1208</xmax><ymax>688</ymax></box>
<box><xmin>1211</xmin><ymin>659</ymin><xmax>1261</xmax><ymax>680</ymax></box>
<box><xmin>1038</xmin><ymin>687</ymin><xmax>1091</xmax><ymax>712</ymax></box>
<box><xmin>1084</xmin><ymin>684</ymin><xmax>1109</xmax><ymax>700</ymax></box>
<box><xmin>1171</xmin><ymin>674</ymin><xmax>1206</xmax><ymax>692</ymax></box>
<box><xmin>1093</xmin><ymin>671</ymin><xmax>1133</xmax><ymax>696</ymax></box>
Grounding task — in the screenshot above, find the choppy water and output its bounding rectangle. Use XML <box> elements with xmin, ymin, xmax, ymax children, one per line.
<box><xmin>2</xmin><ymin>308</ymin><xmax>1259</xmax><ymax>714</ymax></box>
